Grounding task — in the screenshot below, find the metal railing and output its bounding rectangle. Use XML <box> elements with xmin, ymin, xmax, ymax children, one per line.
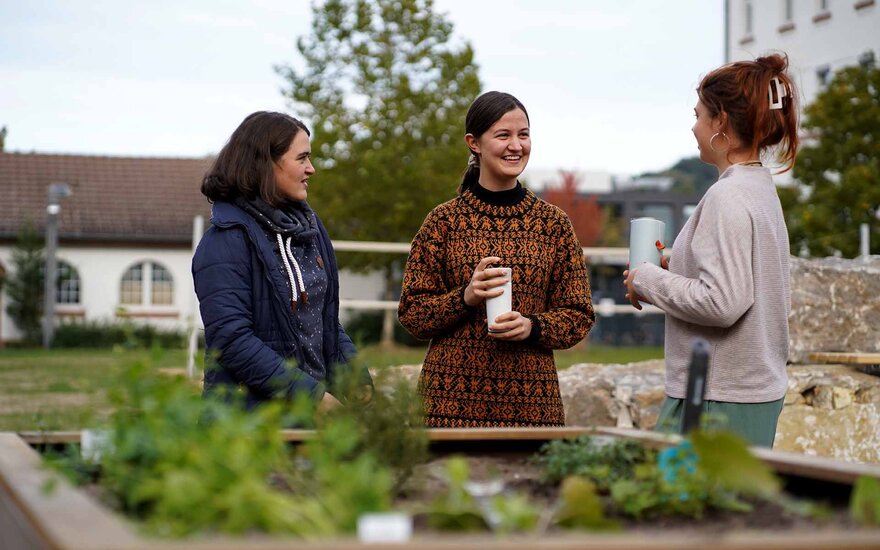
<box><xmin>331</xmin><ymin>241</ymin><xmax>664</xmax><ymax>316</ymax></box>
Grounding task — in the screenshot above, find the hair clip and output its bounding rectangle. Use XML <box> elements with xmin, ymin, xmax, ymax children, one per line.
<box><xmin>769</xmin><ymin>76</ymin><xmax>788</xmax><ymax>110</ymax></box>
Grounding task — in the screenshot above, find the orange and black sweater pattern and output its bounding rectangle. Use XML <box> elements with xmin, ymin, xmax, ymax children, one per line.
<box><xmin>398</xmin><ymin>183</ymin><xmax>595</xmax><ymax>427</ymax></box>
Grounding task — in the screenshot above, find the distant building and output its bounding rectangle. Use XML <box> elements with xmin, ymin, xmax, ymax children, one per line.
<box><xmin>725</xmin><ymin>0</ymin><xmax>879</xmax><ymax>108</ymax></box>
<box><xmin>521</xmin><ymin>167</ymin><xmax>614</xmax><ymax>194</ymax></box>
<box><xmin>533</xmin><ymin>171</ymin><xmax>705</xmax><ymax>347</ymax></box>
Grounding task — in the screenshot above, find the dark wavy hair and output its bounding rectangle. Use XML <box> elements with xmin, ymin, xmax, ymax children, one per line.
<box><xmin>698</xmin><ymin>52</ymin><xmax>799</xmax><ymax>173</ymax></box>
<box><xmin>459</xmin><ymin>91</ymin><xmax>529</xmax><ymax>193</ymax></box>
<box><xmin>201</xmin><ymin>111</ymin><xmax>310</xmax><ymax>206</ymax></box>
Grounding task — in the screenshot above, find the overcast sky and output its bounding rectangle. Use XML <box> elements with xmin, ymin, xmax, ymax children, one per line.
<box><xmin>1</xmin><ymin>0</ymin><xmax>724</xmax><ymax>176</ymax></box>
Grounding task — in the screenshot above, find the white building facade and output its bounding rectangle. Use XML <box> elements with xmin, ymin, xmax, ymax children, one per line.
<box><xmin>725</xmin><ymin>0</ymin><xmax>879</xmax><ymax>107</ymax></box>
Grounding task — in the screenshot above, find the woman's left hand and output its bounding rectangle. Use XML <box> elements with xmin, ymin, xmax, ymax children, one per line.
<box><xmin>622</xmin><ymin>265</ymin><xmax>651</xmax><ymax>310</ymax></box>
<box><xmin>488</xmin><ymin>311</ymin><xmax>532</xmax><ymax>341</ymax></box>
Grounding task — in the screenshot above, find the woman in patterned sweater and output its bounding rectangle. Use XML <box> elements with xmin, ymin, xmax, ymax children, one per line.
<box><xmin>398</xmin><ymin>91</ymin><xmax>595</xmax><ymax>427</ymax></box>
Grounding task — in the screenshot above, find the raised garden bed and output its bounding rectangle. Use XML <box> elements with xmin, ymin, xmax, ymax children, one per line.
<box><xmin>3</xmin><ymin>427</ymin><xmax>880</xmax><ymax>550</ymax></box>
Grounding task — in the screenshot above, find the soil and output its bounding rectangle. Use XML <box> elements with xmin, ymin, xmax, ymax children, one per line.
<box><xmin>395</xmin><ymin>453</ymin><xmax>864</xmax><ymax>535</ymax></box>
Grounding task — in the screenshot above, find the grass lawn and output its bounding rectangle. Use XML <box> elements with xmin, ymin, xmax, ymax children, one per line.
<box><xmin>0</xmin><ymin>348</ymin><xmax>191</xmax><ymax>432</ymax></box>
<box><xmin>0</xmin><ymin>343</ymin><xmax>662</xmax><ymax>432</ymax></box>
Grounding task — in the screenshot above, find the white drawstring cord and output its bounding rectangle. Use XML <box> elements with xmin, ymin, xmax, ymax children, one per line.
<box><xmin>283</xmin><ymin>236</ymin><xmax>307</xmax><ymax>301</ymax></box>
<box><xmin>276</xmin><ymin>233</ymin><xmax>306</xmax><ymax>308</ymax></box>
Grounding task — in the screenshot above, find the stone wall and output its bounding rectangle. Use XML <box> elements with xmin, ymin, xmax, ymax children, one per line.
<box><xmin>377</xmin><ymin>360</ymin><xmax>880</xmax><ymax>464</ymax></box>
<box><xmin>560</xmin><ymin>361</ymin><xmax>880</xmax><ymax>463</ymax></box>
<box><xmin>789</xmin><ymin>255</ymin><xmax>880</xmax><ymax>364</ymax></box>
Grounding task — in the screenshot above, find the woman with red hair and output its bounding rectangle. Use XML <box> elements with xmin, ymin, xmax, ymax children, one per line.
<box><xmin>624</xmin><ymin>53</ymin><xmax>800</xmax><ymax>447</ymax></box>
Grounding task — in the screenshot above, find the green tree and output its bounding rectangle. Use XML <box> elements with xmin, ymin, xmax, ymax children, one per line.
<box><xmin>640</xmin><ymin>156</ymin><xmax>717</xmax><ymax>195</ymax></box>
<box><xmin>0</xmin><ymin>125</ymin><xmax>7</xmax><ymax>151</ymax></box>
<box><xmin>277</xmin><ymin>0</ymin><xmax>481</xmax><ymax>345</ymax></box>
<box><xmin>780</xmin><ymin>64</ymin><xmax>880</xmax><ymax>257</ymax></box>
<box><xmin>6</xmin><ymin>223</ymin><xmax>45</xmax><ymax>345</ymax></box>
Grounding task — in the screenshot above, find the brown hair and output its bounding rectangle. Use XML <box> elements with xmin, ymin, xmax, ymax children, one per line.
<box><xmin>459</xmin><ymin>91</ymin><xmax>529</xmax><ymax>193</ymax></box>
<box><xmin>698</xmin><ymin>53</ymin><xmax>799</xmax><ymax>172</ymax></box>
<box><xmin>201</xmin><ymin>111</ymin><xmax>310</xmax><ymax>206</ymax></box>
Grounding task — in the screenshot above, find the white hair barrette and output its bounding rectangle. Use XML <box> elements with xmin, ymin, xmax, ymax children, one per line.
<box><xmin>768</xmin><ymin>76</ymin><xmax>788</xmax><ymax>110</ymax></box>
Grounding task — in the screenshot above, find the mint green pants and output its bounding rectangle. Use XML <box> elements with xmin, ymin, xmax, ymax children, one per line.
<box><xmin>655</xmin><ymin>396</ymin><xmax>785</xmax><ymax>448</ymax></box>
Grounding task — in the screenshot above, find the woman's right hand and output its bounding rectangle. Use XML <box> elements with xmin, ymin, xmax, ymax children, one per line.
<box><xmin>463</xmin><ymin>256</ymin><xmax>508</xmax><ymax>307</ymax></box>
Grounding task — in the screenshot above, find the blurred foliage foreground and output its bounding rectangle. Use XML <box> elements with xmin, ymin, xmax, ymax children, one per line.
<box><xmin>36</xmin><ymin>356</ymin><xmax>880</xmax><ymax>539</ymax></box>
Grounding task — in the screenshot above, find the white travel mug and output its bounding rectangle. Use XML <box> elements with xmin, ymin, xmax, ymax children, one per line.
<box><xmin>485</xmin><ymin>267</ymin><xmax>512</xmax><ymax>332</ymax></box>
<box><xmin>629</xmin><ymin>217</ymin><xmax>666</xmax><ymax>269</ymax></box>
<box><xmin>629</xmin><ymin>218</ymin><xmax>666</xmax><ymax>307</ymax></box>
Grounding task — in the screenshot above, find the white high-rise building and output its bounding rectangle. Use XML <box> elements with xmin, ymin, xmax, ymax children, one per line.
<box><xmin>725</xmin><ymin>0</ymin><xmax>878</xmax><ymax>109</ymax></box>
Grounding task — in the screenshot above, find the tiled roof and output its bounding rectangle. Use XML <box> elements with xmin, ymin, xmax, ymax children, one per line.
<box><xmin>0</xmin><ymin>152</ymin><xmax>214</xmax><ymax>244</ymax></box>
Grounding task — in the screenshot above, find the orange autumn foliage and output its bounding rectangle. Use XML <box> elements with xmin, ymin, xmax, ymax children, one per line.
<box><xmin>541</xmin><ymin>170</ymin><xmax>605</xmax><ymax>246</ymax></box>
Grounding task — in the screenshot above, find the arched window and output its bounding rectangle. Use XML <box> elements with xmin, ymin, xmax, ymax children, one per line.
<box><xmin>56</xmin><ymin>261</ymin><xmax>81</xmax><ymax>304</ymax></box>
<box><xmin>120</xmin><ymin>264</ymin><xmax>143</xmax><ymax>305</ymax></box>
<box><xmin>120</xmin><ymin>262</ymin><xmax>174</xmax><ymax>306</ymax></box>
<box><xmin>151</xmin><ymin>263</ymin><xmax>174</xmax><ymax>305</ymax></box>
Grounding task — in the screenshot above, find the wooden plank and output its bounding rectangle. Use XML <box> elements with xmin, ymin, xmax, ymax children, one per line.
<box><xmin>425</xmin><ymin>427</ymin><xmax>590</xmax><ymax>441</ymax></box>
<box><xmin>19</xmin><ymin>427</ymin><xmax>880</xmax><ymax>486</ymax></box>
<box><xmin>596</xmin><ymin>427</ymin><xmax>880</xmax><ymax>485</ymax></box>
<box><xmin>808</xmin><ymin>352</ymin><xmax>880</xmax><ymax>365</ymax></box>
<box><xmin>147</xmin><ymin>530</ymin><xmax>880</xmax><ymax>550</ymax></box>
<box><xmin>0</xmin><ymin>433</ymin><xmax>141</xmax><ymax>550</ymax></box>
<box><xmin>18</xmin><ymin>431</ymin><xmax>81</xmax><ymax>446</ymax></box>
<box><xmin>751</xmin><ymin>447</ymin><xmax>880</xmax><ymax>485</ymax></box>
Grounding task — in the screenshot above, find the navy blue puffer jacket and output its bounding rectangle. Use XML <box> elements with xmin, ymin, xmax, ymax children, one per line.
<box><xmin>192</xmin><ymin>201</ymin><xmax>366</xmax><ymax>408</ymax></box>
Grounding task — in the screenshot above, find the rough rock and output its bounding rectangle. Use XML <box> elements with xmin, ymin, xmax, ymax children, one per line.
<box><xmin>375</xmin><ymin>361</ymin><xmax>880</xmax><ymax>463</ymax></box>
<box><xmin>775</xmin><ymin>365</ymin><xmax>880</xmax><ymax>463</ymax></box>
<box><xmin>557</xmin><ymin>360</ymin><xmax>666</xmax><ymax>429</ymax></box>
<box><xmin>788</xmin><ymin>255</ymin><xmax>880</xmax><ymax>364</ymax></box>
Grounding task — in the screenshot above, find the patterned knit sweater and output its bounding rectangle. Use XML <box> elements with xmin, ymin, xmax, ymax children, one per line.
<box><xmin>398</xmin><ymin>183</ymin><xmax>595</xmax><ymax>427</ymax></box>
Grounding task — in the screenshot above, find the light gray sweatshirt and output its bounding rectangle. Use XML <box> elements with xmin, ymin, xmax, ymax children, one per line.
<box><xmin>632</xmin><ymin>164</ymin><xmax>790</xmax><ymax>403</ymax></box>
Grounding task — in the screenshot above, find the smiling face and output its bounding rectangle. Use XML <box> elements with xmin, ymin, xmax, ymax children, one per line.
<box><xmin>273</xmin><ymin>130</ymin><xmax>315</xmax><ymax>202</ymax></box>
<box><xmin>466</xmin><ymin>108</ymin><xmax>531</xmax><ymax>191</ymax></box>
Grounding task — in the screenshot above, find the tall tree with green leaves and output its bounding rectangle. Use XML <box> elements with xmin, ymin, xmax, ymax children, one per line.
<box><xmin>6</xmin><ymin>223</ymin><xmax>45</xmax><ymax>345</ymax></box>
<box><xmin>779</xmin><ymin>64</ymin><xmax>880</xmax><ymax>257</ymax></box>
<box><xmin>277</xmin><ymin>0</ymin><xmax>481</xmax><ymax>345</ymax></box>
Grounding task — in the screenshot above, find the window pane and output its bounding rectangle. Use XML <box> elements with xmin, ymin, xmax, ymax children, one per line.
<box><xmin>120</xmin><ymin>264</ymin><xmax>143</xmax><ymax>305</ymax></box>
<box><xmin>56</xmin><ymin>262</ymin><xmax>80</xmax><ymax>304</ymax></box>
<box><xmin>151</xmin><ymin>263</ymin><xmax>174</xmax><ymax>305</ymax></box>
<box><xmin>745</xmin><ymin>1</ymin><xmax>753</xmax><ymax>34</ymax></box>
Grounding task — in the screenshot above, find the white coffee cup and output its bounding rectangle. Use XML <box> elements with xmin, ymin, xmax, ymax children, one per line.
<box><xmin>629</xmin><ymin>217</ymin><xmax>666</xmax><ymax>307</ymax></box>
<box><xmin>629</xmin><ymin>217</ymin><xmax>666</xmax><ymax>269</ymax></box>
<box><xmin>485</xmin><ymin>267</ymin><xmax>512</xmax><ymax>332</ymax></box>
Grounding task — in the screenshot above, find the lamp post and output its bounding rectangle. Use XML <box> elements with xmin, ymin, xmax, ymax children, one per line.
<box><xmin>43</xmin><ymin>182</ymin><xmax>72</xmax><ymax>349</ymax></box>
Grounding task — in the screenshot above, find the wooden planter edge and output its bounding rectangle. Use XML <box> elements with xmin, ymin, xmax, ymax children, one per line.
<box><xmin>3</xmin><ymin>429</ymin><xmax>880</xmax><ymax>549</ymax></box>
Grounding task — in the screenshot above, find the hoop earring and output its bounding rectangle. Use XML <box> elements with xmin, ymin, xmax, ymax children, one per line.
<box><xmin>709</xmin><ymin>132</ymin><xmax>731</xmax><ymax>153</ymax></box>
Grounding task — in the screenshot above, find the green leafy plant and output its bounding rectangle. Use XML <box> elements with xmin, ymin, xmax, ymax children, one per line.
<box><xmin>535</xmin><ymin>432</ymin><xmax>794</xmax><ymax>522</ymax></box>
<box><xmin>423</xmin><ymin>457</ymin><xmax>488</xmax><ymax>532</ymax></box>
<box><xmin>533</xmin><ymin>435</ymin><xmax>652</xmax><ymax>490</ymax></box>
<box><xmin>326</xmin><ymin>360</ymin><xmax>429</xmax><ymax>492</ymax></box>
<box><xmin>45</xmin><ymin>358</ymin><xmax>407</xmax><ymax>538</ymax></box>
<box><xmin>850</xmin><ymin>475</ymin><xmax>880</xmax><ymax>527</ymax></box>
<box><xmin>421</xmin><ymin>456</ymin><xmax>541</xmax><ymax>534</ymax></box>
<box><xmin>554</xmin><ymin>476</ymin><xmax>616</xmax><ymax>530</ymax></box>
